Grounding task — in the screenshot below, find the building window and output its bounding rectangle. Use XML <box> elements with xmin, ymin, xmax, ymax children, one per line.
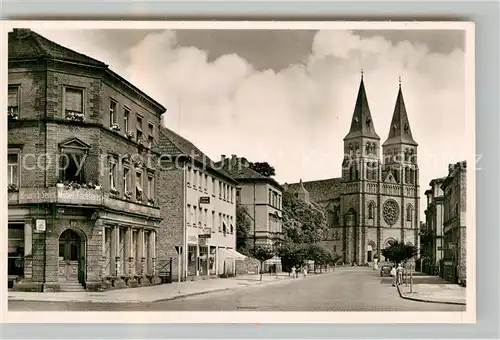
<box><xmin>193</xmin><ymin>170</ymin><xmax>198</xmax><ymax>188</ymax></box>
<box><xmin>109</xmin><ymin>156</ymin><xmax>118</xmax><ymax>190</ymax></box>
<box><xmin>199</xmin><ymin>172</ymin><xmax>202</xmax><ymax>190</ymax></box>
<box><xmin>8</xmin><ymin>86</ymin><xmax>20</xmax><ymax>118</ymax></box>
<box><xmin>204</xmin><ymin>209</ymin><xmax>208</xmax><ymax>226</ymax></box>
<box><xmin>136</xmin><ymin>115</ymin><xmax>143</xmax><ymax>142</ymax></box>
<box><xmin>123</xmin><ymin>167</ymin><xmax>130</xmax><ymax>196</ymax></box>
<box><xmin>136</xmin><ymin>171</ymin><xmax>143</xmax><ymax>201</ymax></box>
<box><xmin>199</xmin><ymin>207</ymin><xmax>203</xmax><ymax>227</ymax></box>
<box><xmin>148</xmin><ymin>174</ymin><xmax>154</xmax><ymax>200</ymax></box>
<box><xmin>236</xmin><ymin>189</ymin><xmax>241</xmax><ymax>203</ymax></box>
<box><xmin>64</xmin><ymin>87</ymin><xmax>83</xmax><ymax>120</ymax></box>
<box><xmin>212</xmin><ymin>211</ymin><xmax>215</xmax><ymax>229</ymax></box>
<box><xmin>269</xmin><ymin>189</ymin><xmax>272</xmax><ymax>205</ymax></box>
<box><xmin>124</xmin><ymin>108</ymin><xmax>130</xmax><ymax>132</ymax></box>
<box><xmin>219</xmin><ymin>182</ymin><xmax>222</xmax><ymax>199</ymax></box>
<box><xmin>109</xmin><ymin>99</ymin><xmax>117</xmax><ymax>126</ymax></box>
<box><xmin>60</xmin><ymin>151</ymin><xmax>86</xmax><ymax>183</ymax></box>
<box><xmin>211</xmin><ymin>178</ymin><xmax>216</xmax><ymax>196</ymax></box>
<box><xmin>218</xmin><ymin>213</ymin><xmax>222</xmax><ymax>232</ymax></box>
<box><xmin>187</xmin><ymin>167</ymin><xmax>191</xmax><ymax>186</ymax></box>
<box><xmin>406</xmin><ymin>205</ymin><xmax>413</xmax><ymax>222</ymax></box>
<box><xmin>204</xmin><ymin>174</ymin><xmax>208</xmax><ymax>192</ymax></box>
<box><xmin>187</xmin><ymin>204</ymin><xmax>191</xmax><ymax>225</ymax></box>
<box><xmin>8</xmin><ymin>152</ymin><xmax>20</xmax><ymax>187</ymax></box>
<box><xmin>368</xmin><ymin>202</ymin><xmax>375</xmax><ymax>219</ymax></box>
<box><xmin>148</xmin><ymin>122</ymin><xmax>154</xmax><ymax>145</ymax></box>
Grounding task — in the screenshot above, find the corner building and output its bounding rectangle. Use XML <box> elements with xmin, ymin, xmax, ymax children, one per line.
<box><xmin>7</xmin><ymin>29</ymin><xmax>166</xmax><ymax>291</ymax></box>
<box><xmin>285</xmin><ymin>75</ymin><xmax>420</xmax><ymax>264</ymax></box>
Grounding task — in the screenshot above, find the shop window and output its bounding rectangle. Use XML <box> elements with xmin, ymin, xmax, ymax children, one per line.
<box><xmin>8</xmin><ymin>224</ymin><xmax>24</xmax><ymax>277</ymax></box>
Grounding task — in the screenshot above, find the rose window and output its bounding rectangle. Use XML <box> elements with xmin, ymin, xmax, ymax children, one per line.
<box><xmin>382</xmin><ymin>199</ymin><xmax>399</xmax><ymax>225</ymax></box>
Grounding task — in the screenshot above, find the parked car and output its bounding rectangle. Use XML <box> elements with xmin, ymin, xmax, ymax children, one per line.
<box><xmin>380</xmin><ymin>265</ymin><xmax>392</xmax><ymax>277</ymax></box>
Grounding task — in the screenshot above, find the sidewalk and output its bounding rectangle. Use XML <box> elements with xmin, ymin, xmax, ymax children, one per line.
<box><xmin>397</xmin><ymin>282</ymin><xmax>466</xmax><ymax>305</ymax></box>
<box><xmin>8</xmin><ymin>272</ymin><xmax>324</xmax><ymax>304</ymax></box>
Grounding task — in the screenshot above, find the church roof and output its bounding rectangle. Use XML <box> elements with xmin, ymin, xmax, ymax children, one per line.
<box><xmin>344</xmin><ymin>75</ymin><xmax>380</xmax><ymax>141</ymax></box>
<box><xmin>383</xmin><ymin>83</ymin><xmax>418</xmax><ymax>147</ymax></box>
<box><xmin>285</xmin><ymin>177</ymin><xmax>343</xmax><ymax>203</ymax></box>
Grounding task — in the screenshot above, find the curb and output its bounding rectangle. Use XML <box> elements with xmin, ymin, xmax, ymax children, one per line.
<box><xmin>396</xmin><ymin>285</ymin><xmax>466</xmax><ymax>306</ymax></box>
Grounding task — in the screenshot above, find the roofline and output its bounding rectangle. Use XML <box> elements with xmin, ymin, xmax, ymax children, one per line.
<box><xmin>8</xmin><ymin>55</ymin><xmax>166</xmax><ymax>115</ymax></box>
<box><xmin>234</xmin><ymin>177</ymin><xmax>283</xmax><ymax>191</ymax></box>
<box><xmin>382</xmin><ymin>139</ymin><xmax>418</xmax><ymax>147</ymax></box>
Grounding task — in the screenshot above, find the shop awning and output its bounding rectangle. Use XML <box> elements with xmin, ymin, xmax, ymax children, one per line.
<box><xmin>218</xmin><ymin>248</ymin><xmax>247</xmax><ymax>260</ymax></box>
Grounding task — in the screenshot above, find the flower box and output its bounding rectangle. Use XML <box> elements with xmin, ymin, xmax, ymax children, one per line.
<box><xmin>124</xmin><ymin>191</ymin><xmax>132</xmax><ymax>200</ymax></box>
<box><xmin>65</xmin><ymin>111</ymin><xmax>85</xmax><ymax>122</ymax></box>
<box><xmin>110</xmin><ymin>123</ymin><xmax>121</xmax><ymax>132</ymax></box>
<box><xmin>126</xmin><ymin>131</ymin><xmax>135</xmax><ymax>139</ymax></box>
<box><xmin>110</xmin><ymin>188</ymin><xmax>120</xmax><ymax>196</ymax></box>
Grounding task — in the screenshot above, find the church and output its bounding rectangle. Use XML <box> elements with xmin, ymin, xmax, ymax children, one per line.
<box><xmin>284</xmin><ymin>74</ymin><xmax>420</xmax><ymax>265</ymax></box>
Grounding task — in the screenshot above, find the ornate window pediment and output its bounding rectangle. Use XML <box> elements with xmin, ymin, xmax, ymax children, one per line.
<box><xmin>59</xmin><ymin>138</ymin><xmax>90</xmax><ymax>153</ymax></box>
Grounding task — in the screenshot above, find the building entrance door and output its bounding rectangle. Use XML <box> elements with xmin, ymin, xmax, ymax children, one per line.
<box><xmin>58</xmin><ymin>229</ymin><xmax>85</xmax><ymax>283</ymax></box>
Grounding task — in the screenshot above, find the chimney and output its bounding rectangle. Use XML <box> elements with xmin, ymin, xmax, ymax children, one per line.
<box><xmin>448</xmin><ymin>163</ymin><xmax>455</xmax><ymax>173</ymax></box>
<box><xmin>220</xmin><ymin>154</ymin><xmax>226</xmax><ymax>164</ymax></box>
<box><xmin>231</xmin><ymin>154</ymin><xmax>237</xmax><ymax>166</ymax></box>
<box><xmin>241</xmin><ymin>157</ymin><xmax>249</xmax><ymax>167</ymax></box>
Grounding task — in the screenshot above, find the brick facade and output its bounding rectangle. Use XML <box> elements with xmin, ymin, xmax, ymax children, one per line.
<box><xmin>8</xmin><ymin>29</ymin><xmax>166</xmax><ymax>292</ymax></box>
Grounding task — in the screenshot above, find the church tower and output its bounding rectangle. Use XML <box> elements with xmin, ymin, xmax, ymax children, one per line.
<box><xmin>381</xmin><ymin>79</ymin><xmax>420</xmax><ymax>255</ymax></box>
<box><xmin>341</xmin><ymin>73</ymin><xmax>381</xmax><ymax>264</ymax></box>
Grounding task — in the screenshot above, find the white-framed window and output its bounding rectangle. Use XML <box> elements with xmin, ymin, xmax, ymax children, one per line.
<box><xmin>187</xmin><ymin>204</ymin><xmax>191</xmax><ymax>225</ymax></box>
<box><xmin>211</xmin><ymin>178</ymin><xmax>215</xmax><ymax>196</ymax></box>
<box><xmin>204</xmin><ymin>209</ymin><xmax>208</xmax><ymax>226</ymax></box>
<box><xmin>64</xmin><ymin>87</ymin><xmax>84</xmax><ymax>118</ymax></box>
<box><xmin>199</xmin><ymin>207</ymin><xmax>203</xmax><ymax>227</ymax></box>
<box><xmin>193</xmin><ymin>169</ymin><xmax>198</xmax><ymax>188</ymax></box>
<box><xmin>136</xmin><ymin>115</ymin><xmax>143</xmax><ymax>141</ymax></box>
<box><xmin>199</xmin><ymin>171</ymin><xmax>202</xmax><ymax>190</ymax></box>
<box><xmin>8</xmin><ymin>151</ymin><xmax>20</xmax><ymax>186</ymax></box>
<box><xmin>109</xmin><ymin>99</ymin><xmax>117</xmax><ymax>126</ymax></box>
<box><xmin>8</xmin><ymin>86</ymin><xmax>20</xmax><ymax>117</ymax></box>
<box><xmin>124</xmin><ymin>107</ymin><xmax>130</xmax><ymax>132</ymax></box>
<box><xmin>123</xmin><ymin>167</ymin><xmax>130</xmax><ymax>194</ymax></box>
<box><xmin>211</xmin><ymin>211</ymin><xmax>215</xmax><ymax>229</ymax></box>
<box><xmin>204</xmin><ymin>174</ymin><xmax>208</xmax><ymax>192</ymax></box>
<box><xmin>109</xmin><ymin>156</ymin><xmax>118</xmax><ymax>190</ymax></box>
<box><xmin>218</xmin><ymin>213</ymin><xmax>222</xmax><ymax>232</ymax></box>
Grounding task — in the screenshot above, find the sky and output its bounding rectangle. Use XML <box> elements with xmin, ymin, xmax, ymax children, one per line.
<box><xmin>33</xmin><ymin>28</ymin><xmax>468</xmax><ymax>220</ymax></box>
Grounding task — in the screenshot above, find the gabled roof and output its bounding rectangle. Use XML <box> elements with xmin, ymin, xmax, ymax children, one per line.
<box><xmin>58</xmin><ymin>137</ymin><xmax>91</xmax><ymax>150</ymax></box>
<box><xmin>383</xmin><ymin>84</ymin><xmax>418</xmax><ymax>147</ymax></box>
<box><xmin>9</xmin><ymin>29</ymin><xmax>106</xmax><ymax>67</ymax></box>
<box><xmin>158</xmin><ymin>126</ymin><xmax>237</xmax><ymax>184</ymax></box>
<box><xmin>344</xmin><ymin>75</ymin><xmax>380</xmax><ymax>140</ymax></box>
<box><xmin>285</xmin><ymin>177</ymin><xmax>343</xmax><ymax>203</ymax></box>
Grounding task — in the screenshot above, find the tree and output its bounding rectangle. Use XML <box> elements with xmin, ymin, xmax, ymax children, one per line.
<box><xmin>236</xmin><ymin>205</ymin><xmax>251</xmax><ymax>253</ymax></box>
<box><xmin>249</xmin><ymin>162</ymin><xmax>276</xmax><ymax>177</ymax></box>
<box><xmin>250</xmin><ymin>245</ymin><xmax>275</xmax><ymax>281</ymax></box>
<box><xmin>381</xmin><ymin>240</ymin><xmax>418</xmax><ymax>265</ymax></box>
<box><xmin>277</xmin><ymin>242</ymin><xmax>307</xmax><ymax>273</ymax></box>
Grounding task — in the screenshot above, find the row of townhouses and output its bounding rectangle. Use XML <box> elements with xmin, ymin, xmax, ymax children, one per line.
<box><xmin>7</xmin><ymin>29</ymin><xmax>284</xmax><ymax>292</ymax></box>
<box><xmin>422</xmin><ymin>161</ymin><xmax>467</xmax><ymax>286</ymax></box>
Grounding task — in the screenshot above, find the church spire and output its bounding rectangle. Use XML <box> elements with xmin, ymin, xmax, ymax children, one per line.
<box><xmin>383</xmin><ymin>79</ymin><xmax>417</xmax><ymax>147</ymax></box>
<box><xmin>344</xmin><ymin>72</ymin><xmax>380</xmax><ymax>140</ymax></box>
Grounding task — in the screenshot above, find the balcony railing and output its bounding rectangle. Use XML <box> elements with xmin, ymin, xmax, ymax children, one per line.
<box><xmin>11</xmin><ymin>186</ymin><xmax>160</xmax><ymax>218</ymax></box>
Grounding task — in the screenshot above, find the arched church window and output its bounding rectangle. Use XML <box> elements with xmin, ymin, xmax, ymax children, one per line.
<box><xmin>368</xmin><ymin>202</ymin><xmax>375</xmax><ymax>219</ymax></box>
<box><xmin>349</xmin><ymin>166</ymin><xmax>354</xmax><ymax>181</ymax></box>
<box><xmin>406</xmin><ymin>204</ymin><xmax>413</xmax><ymax>222</ymax></box>
<box><xmin>405</xmin><ymin>167</ymin><xmax>410</xmax><ymax>183</ymax></box>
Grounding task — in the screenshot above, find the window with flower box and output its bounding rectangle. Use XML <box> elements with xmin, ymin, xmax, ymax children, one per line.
<box><xmin>8</xmin><ymin>86</ymin><xmax>20</xmax><ymax>119</ymax></box>
<box><xmin>64</xmin><ymin>87</ymin><xmax>84</xmax><ymax>121</ymax></box>
<box><xmin>124</xmin><ymin>108</ymin><xmax>130</xmax><ymax>132</ymax></box>
<box><xmin>109</xmin><ymin>99</ymin><xmax>117</xmax><ymax>126</ymax></box>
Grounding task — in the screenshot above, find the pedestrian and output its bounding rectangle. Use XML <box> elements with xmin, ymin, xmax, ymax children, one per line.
<box><xmin>397</xmin><ymin>264</ymin><xmax>404</xmax><ymax>285</ymax></box>
<box><xmin>303</xmin><ymin>266</ymin><xmax>307</xmax><ymax>279</ymax></box>
<box><xmin>390</xmin><ymin>265</ymin><xmax>397</xmax><ymax>286</ymax></box>
<box><xmin>291</xmin><ymin>266</ymin><xmax>296</xmax><ymax>279</ymax></box>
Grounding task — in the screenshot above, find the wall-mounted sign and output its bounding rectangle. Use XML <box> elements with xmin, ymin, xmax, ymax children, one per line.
<box><xmin>199</xmin><ymin>228</ymin><xmax>212</xmax><ymax>239</ymax></box>
<box><xmin>199</xmin><ymin>196</ymin><xmax>210</xmax><ymax>204</ymax></box>
<box><xmin>199</xmin><ymin>238</ymin><xmax>207</xmax><ymax>246</ymax></box>
<box><xmin>35</xmin><ymin>219</ymin><xmax>46</xmax><ymax>232</ymax></box>
<box><xmin>188</xmin><ymin>235</ymin><xmax>198</xmax><ymax>243</ymax></box>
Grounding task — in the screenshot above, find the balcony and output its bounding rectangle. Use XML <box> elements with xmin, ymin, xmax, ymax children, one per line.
<box><xmin>11</xmin><ymin>186</ymin><xmax>160</xmax><ymax>218</ymax></box>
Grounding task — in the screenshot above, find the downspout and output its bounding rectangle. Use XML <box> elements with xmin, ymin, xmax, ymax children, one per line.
<box><xmin>182</xmin><ymin>159</ymin><xmax>187</xmax><ymax>280</ymax></box>
<box><xmin>42</xmin><ymin>59</ymin><xmax>49</xmax><ymax>292</ymax></box>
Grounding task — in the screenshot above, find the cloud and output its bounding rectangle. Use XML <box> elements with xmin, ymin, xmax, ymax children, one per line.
<box><xmin>36</xmin><ymin>28</ymin><xmax>468</xmax><ymax>220</ymax></box>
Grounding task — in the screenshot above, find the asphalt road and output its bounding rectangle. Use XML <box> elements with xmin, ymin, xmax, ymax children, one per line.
<box><xmin>9</xmin><ymin>268</ymin><xmax>465</xmax><ymax>311</ymax></box>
